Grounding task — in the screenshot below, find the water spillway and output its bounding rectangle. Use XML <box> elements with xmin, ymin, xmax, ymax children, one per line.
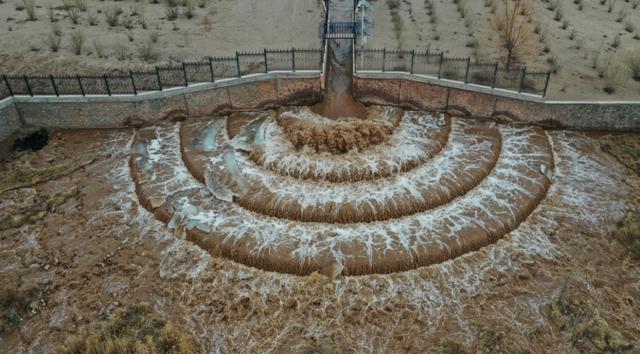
<box><xmin>312</xmin><ymin>0</ymin><xmax>367</xmax><ymax>119</ymax></box>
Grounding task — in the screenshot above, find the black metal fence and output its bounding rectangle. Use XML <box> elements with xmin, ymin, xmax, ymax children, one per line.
<box><xmin>322</xmin><ymin>21</ymin><xmax>360</xmax><ymax>39</ymax></box>
<box><xmin>355</xmin><ymin>48</ymin><xmax>552</xmax><ymax>97</ymax></box>
<box><xmin>0</xmin><ymin>48</ymin><xmax>323</xmax><ymax>100</ymax></box>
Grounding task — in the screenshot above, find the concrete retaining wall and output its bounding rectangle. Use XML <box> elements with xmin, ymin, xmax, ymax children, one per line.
<box><xmin>0</xmin><ymin>73</ymin><xmax>322</xmax><ymax>151</ymax></box>
<box><xmin>354</xmin><ymin>73</ymin><xmax>640</xmax><ymax>131</ymax></box>
<box><xmin>0</xmin><ymin>99</ymin><xmax>23</xmax><ymax>153</ymax></box>
<box><xmin>2</xmin><ymin>70</ymin><xmax>639</xmax><ymax>153</ymax></box>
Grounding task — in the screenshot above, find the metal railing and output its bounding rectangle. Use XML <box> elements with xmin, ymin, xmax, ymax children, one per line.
<box><xmin>355</xmin><ymin>48</ymin><xmax>552</xmax><ymax>97</ymax></box>
<box><xmin>322</xmin><ymin>21</ymin><xmax>360</xmax><ymax>39</ymax></box>
<box><xmin>0</xmin><ymin>48</ymin><xmax>323</xmax><ymax>99</ymax></box>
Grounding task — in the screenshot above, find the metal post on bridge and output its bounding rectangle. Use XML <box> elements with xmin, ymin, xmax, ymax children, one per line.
<box><xmin>437</xmin><ymin>52</ymin><xmax>444</xmax><ymax>79</ymax></box>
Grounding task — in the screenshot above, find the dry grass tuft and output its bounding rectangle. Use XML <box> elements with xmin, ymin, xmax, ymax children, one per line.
<box><xmin>55</xmin><ymin>304</ymin><xmax>200</xmax><ymax>354</ymax></box>
<box><xmin>625</xmin><ymin>51</ymin><xmax>640</xmax><ymax>81</ymax></box>
<box><xmin>0</xmin><ymin>278</ymin><xmax>41</xmax><ymax>333</ymax></box>
<box><xmin>613</xmin><ymin>211</ymin><xmax>640</xmax><ymax>259</ymax></box>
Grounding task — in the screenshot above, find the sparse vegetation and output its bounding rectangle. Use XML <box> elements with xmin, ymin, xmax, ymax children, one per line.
<box><xmin>612</xmin><ymin>34</ymin><xmax>621</xmax><ymax>48</ymax></box>
<box><xmin>613</xmin><ymin>211</ymin><xmax>640</xmax><ymax>259</ymax></box>
<box><xmin>67</xmin><ymin>7</ymin><xmax>80</xmax><ymax>25</ymax></box>
<box><xmin>113</xmin><ymin>42</ymin><xmax>129</xmax><ymax>61</ymax></box>
<box><xmin>23</xmin><ymin>0</ymin><xmax>37</xmax><ymax>21</ymax></box>
<box><xmin>44</xmin><ymin>32</ymin><xmax>62</xmax><ymax>52</ymax></box>
<box><xmin>93</xmin><ymin>38</ymin><xmax>105</xmax><ymax>58</ymax></box>
<box><xmin>69</xmin><ymin>31</ymin><xmax>85</xmax><ymax>55</ymax></box>
<box><xmin>491</xmin><ymin>0</ymin><xmax>533</xmax><ymax>68</ymax></box>
<box><xmin>626</xmin><ymin>52</ymin><xmax>640</xmax><ymax>81</ymax></box>
<box><xmin>138</xmin><ymin>38</ymin><xmax>158</xmax><ymax>62</ymax></box>
<box><xmin>166</xmin><ymin>6</ymin><xmax>179</xmax><ymax>20</ymax></box>
<box><xmin>603</xmin><ymin>64</ymin><xmax>622</xmax><ymax>93</ymax></box>
<box><xmin>104</xmin><ymin>5</ymin><xmax>121</xmax><ymax>27</ymax></box>
<box><xmin>0</xmin><ymin>279</ymin><xmax>41</xmax><ymax>333</ymax></box>
<box><xmin>88</xmin><ymin>12</ymin><xmax>98</xmax><ymax>26</ymax></box>
<box><xmin>54</xmin><ymin>304</ymin><xmax>200</xmax><ymax>354</ymax></box>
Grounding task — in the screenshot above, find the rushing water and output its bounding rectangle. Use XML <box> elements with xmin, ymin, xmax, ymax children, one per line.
<box><xmin>312</xmin><ymin>0</ymin><xmax>367</xmax><ymax>119</ymax></box>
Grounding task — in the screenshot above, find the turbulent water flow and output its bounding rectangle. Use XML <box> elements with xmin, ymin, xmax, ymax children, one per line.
<box><xmin>130</xmin><ymin>110</ymin><xmax>561</xmax><ymax>275</ymax></box>
<box><xmin>119</xmin><ymin>122</ymin><xmax>637</xmax><ymax>351</ymax></box>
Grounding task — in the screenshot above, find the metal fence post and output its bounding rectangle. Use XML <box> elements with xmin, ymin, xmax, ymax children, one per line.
<box><xmin>236</xmin><ymin>52</ymin><xmax>241</xmax><ymax>77</ymax></box>
<box><xmin>104</xmin><ymin>75</ymin><xmax>111</xmax><ymax>96</ymax></box>
<box><xmin>155</xmin><ymin>66</ymin><xmax>163</xmax><ymax>91</ymax></box>
<box><xmin>50</xmin><ymin>75</ymin><xmax>59</xmax><ymax>97</ymax></box>
<box><xmin>263</xmin><ymin>49</ymin><xmax>269</xmax><ymax>73</ymax></box>
<box><xmin>437</xmin><ymin>52</ymin><xmax>444</xmax><ymax>79</ymax></box>
<box><xmin>208</xmin><ymin>57</ymin><xmax>215</xmax><ymax>82</ymax></box>
<box><xmin>464</xmin><ymin>57</ymin><xmax>471</xmax><ymax>83</ymax></box>
<box><xmin>77</xmin><ymin>75</ymin><xmax>85</xmax><ymax>96</ymax></box>
<box><xmin>518</xmin><ymin>67</ymin><xmax>527</xmax><ymax>93</ymax></box>
<box><xmin>129</xmin><ymin>70</ymin><xmax>137</xmax><ymax>95</ymax></box>
<box><xmin>181</xmin><ymin>62</ymin><xmax>188</xmax><ymax>86</ymax></box>
<box><xmin>491</xmin><ymin>62</ymin><xmax>499</xmax><ymax>89</ymax></box>
<box><xmin>292</xmin><ymin>48</ymin><xmax>296</xmax><ymax>72</ymax></box>
<box><xmin>543</xmin><ymin>71</ymin><xmax>551</xmax><ymax>97</ymax></box>
<box><xmin>2</xmin><ymin>75</ymin><xmax>13</xmax><ymax>97</ymax></box>
<box><xmin>23</xmin><ymin>75</ymin><xmax>33</xmax><ymax>96</ymax></box>
<box><xmin>382</xmin><ymin>48</ymin><xmax>386</xmax><ymax>72</ymax></box>
<box><xmin>410</xmin><ymin>49</ymin><xmax>415</xmax><ymax>74</ymax></box>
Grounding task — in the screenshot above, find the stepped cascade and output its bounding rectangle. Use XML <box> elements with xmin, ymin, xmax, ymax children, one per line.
<box><xmin>129</xmin><ymin>0</ymin><xmax>555</xmax><ymax>275</ymax></box>
<box><xmin>129</xmin><ymin>107</ymin><xmax>555</xmax><ymax>275</ymax></box>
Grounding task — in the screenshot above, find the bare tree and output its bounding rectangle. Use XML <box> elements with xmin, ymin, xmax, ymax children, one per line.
<box><xmin>491</xmin><ymin>0</ymin><xmax>533</xmax><ymax>68</ymax></box>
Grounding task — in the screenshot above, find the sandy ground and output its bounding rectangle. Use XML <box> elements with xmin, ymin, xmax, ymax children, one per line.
<box><xmin>0</xmin><ymin>120</ymin><xmax>639</xmax><ymax>353</ymax></box>
<box><xmin>362</xmin><ymin>0</ymin><xmax>640</xmax><ymax>100</ymax></box>
<box><xmin>0</xmin><ymin>0</ymin><xmax>323</xmax><ymax>74</ymax></box>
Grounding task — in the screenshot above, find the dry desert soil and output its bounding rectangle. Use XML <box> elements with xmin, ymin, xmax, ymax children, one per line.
<box><xmin>0</xmin><ymin>0</ymin><xmax>324</xmax><ymax>74</ymax></box>
<box><xmin>362</xmin><ymin>0</ymin><xmax>640</xmax><ymax>100</ymax></box>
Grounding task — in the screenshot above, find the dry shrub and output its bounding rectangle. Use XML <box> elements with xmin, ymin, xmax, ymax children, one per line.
<box><xmin>0</xmin><ymin>278</ymin><xmax>41</xmax><ymax>333</ymax></box>
<box><xmin>138</xmin><ymin>38</ymin><xmax>158</xmax><ymax>62</ymax></box>
<box><xmin>104</xmin><ymin>5</ymin><xmax>121</xmax><ymax>27</ymax></box>
<box><xmin>613</xmin><ymin>211</ymin><xmax>640</xmax><ymax>259</ymax></box>
<box><xmin>67</xmin><ymin>6</ymin><xmax>80</xmax><ymax>24</ymax></box>
<box><xmin>603</xmin><ymin>64</ymin><xmax>622</xmax><ymax>94</ymax></box>
<box><xmin>627</xmin><ymin>52</ymin><xmax>640</xmax><ymax>81</ymax></box>
<box><xmin>55</xmin><ymin>304</ymin><xmax>200</xmax><ymax>354</ymax></box>
<box><xmin>69</xmin><ymin>31</ymin><xmax>85</xmax><ymax>55</ymax></box>
<box><xmin>23</xmin><ymin>0</ymin><xmax>37</xmax><ymax>20</ymax></box>
<box><xmin>491</xmin><ymin>0</ymin><xmax>534</xmax><ymax>68</ymax></box>
<box><xmin>45</xmin><ymin>32</ymin><xmax>62</xmax><ymax>52</ymax></box>
<box><xmin>113</xmin><ymin>43</ymin><xmax>129</xmax><ymax>61</ymax></box>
